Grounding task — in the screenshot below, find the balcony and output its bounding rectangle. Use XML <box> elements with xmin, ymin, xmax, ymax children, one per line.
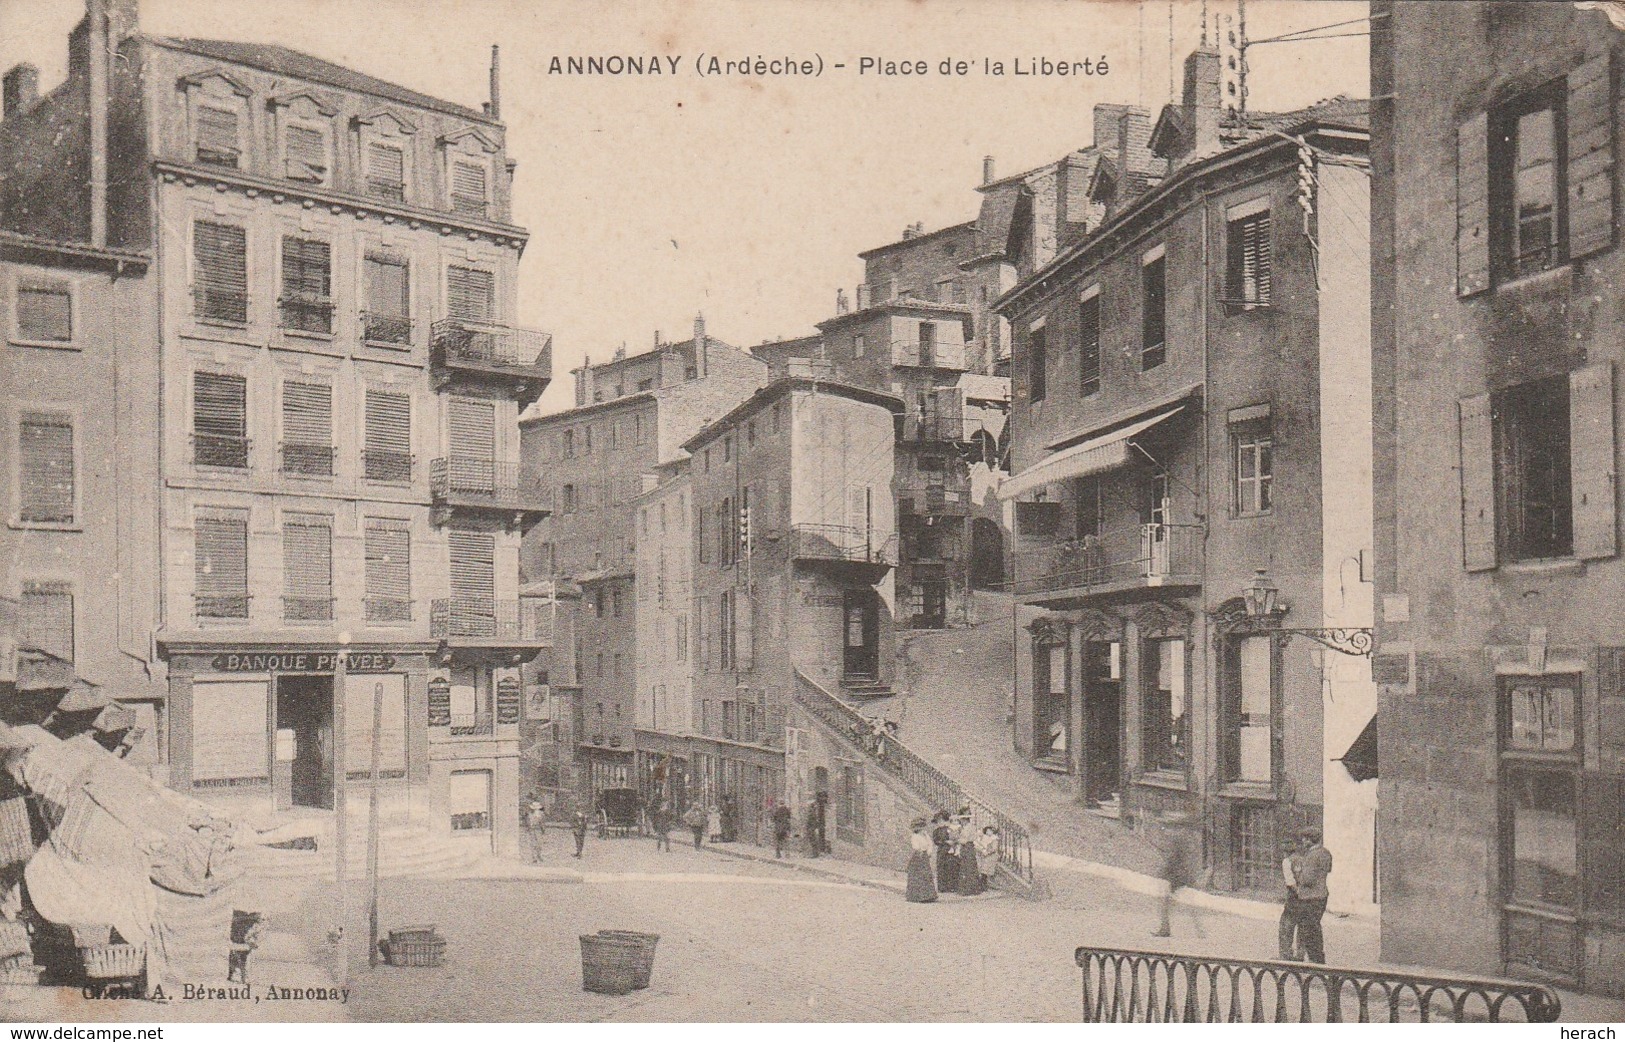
<box><xmin>892</xmin><ymin>339</ymin><xmax>966</xmax><ymax>371</ymax></box>
<box><xmin>193</xmin><ymin>433</ymin><xmax>250</xmax><ymax>470</ymax></box>
<box><xmin>362</xmin><ymin>311</ymin><xmax>413</xmax><ymax>347</ymax></box>
<box><xmin>1013</xmin><ymin>523</ymin><xmax>1204</xmax><ymax>606</ymax></box>
<box><xmin>899</xmin><ymin>484</ymin><xmax>970</xmax><ymax>516</ymax></box>
<box><xmin>791</xmin><ymin>524</ymin><xmax>898</xmax><ymax>581</ymax></box>
<box><xmin>431</xmin><ymin>597</ymin><xmax>554</xmax><ymax>649</ymax></box>
<box><xmin>280</xmin><ymin>441</ymin><xmax>335</xmax><ymax>477</ymax></box>
<box><xmin>901</xmin><ymin>412</ymin><xmax>970</xmax><ymax>443</ymax></box>
<box><xmin>431</xmin><ymin>318</ymin><xmax>552</xmax><ymax>406</ymax></box>
<box><xmin>429</xmin><ymin>458</ymin><xmax>551</xmax><ymax>525</ymax></box>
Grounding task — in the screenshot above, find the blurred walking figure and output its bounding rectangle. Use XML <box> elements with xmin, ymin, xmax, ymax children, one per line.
<box><xmin>570</xmin><ymin>810</ymin><xmax>588</xmax><ymax>858</ymax></box>
<box><xmin>771</xmin><ymin>801</ymin><xmax>793</xmax><ymax>859</ymax></box>
<box><xmin>683</xmin><ymin>801</ymin><xmax>706</xmax><ymax>849</ymax></box>
<box><xmin>905</xmin><ymin>817</ymin><xmax>938</xmax><ymax>903</ymax></box>
<box><xmin>706</xmin><ymin>804</ymin><xmax>722</xmax><ymax>843</ymax></box>
<box><xmin>652</xmin><ymin>802</ymin><xmax>673</xmax><ymax>852</ymax></box>
<box><xmin>1148</xmin><ymin>810</ymin><xmax>1205</xmax><ymax>939</ymax></box>
<box><xmin>525</xmin><ymin>790</ymin><xmax>547</xmax><ymax>863</ymax></box>
<box><xmin>806</xmin><ymin>792</ymin><xmax>829</xmax><ymax>857</ymax></box>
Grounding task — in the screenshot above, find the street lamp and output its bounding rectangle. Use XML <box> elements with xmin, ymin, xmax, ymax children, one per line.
<box><xmin>1243</xmin><ymin>568</ymin><xmax>1278</xmax><ymax>618</ymax></box>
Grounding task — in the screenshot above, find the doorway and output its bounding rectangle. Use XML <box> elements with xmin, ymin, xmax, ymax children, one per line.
<box><xmin>842</xmin><ymin>590</ymin><xmax>879</xmax><ymax>680</ymax></box>
<box><xmin>1083</xmin><ymin>641</ymin><xmax>1122</xmax><ymax>805</ymax></box>
<box><xmin>275</xmin><ymin>675</ymin><xmax>334</xmax><ymax>810</ymax></box>
<box><xmin>970</xmin><ymin>518</ymin><xmax>1005</xmax><ymax>588</ymax></box>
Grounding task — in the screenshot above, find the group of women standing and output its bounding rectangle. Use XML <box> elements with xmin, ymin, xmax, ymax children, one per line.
<box><xmin>905</xmin><ymin>807</ymin><xmax>1000</xmax><ymax>903</ymax></box>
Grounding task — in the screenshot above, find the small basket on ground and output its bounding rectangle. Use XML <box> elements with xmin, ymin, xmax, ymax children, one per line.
<box><xmin>78</xmin><ymin>943</ymin><xmax>144</xmax><ymax>981</ymax></box>
<box><xmin>380</xmin><ymin>925</ymin><xmax>446</xmax><ymax>968</ymax></box>
<box><xmin>595</xmin><ymin>930</ymin><xmax>658</xmax><ymax>989</ymax></box>
<box><xmin>579</xmin><ymin>933</ymin><xmax>643</xmax><ymax>995</ymax></box>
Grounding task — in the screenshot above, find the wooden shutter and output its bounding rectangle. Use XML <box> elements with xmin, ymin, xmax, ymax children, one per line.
<box><xmin>698</xmin><ymin>594</ymin><xmax>712</xmax><ymax>672</ymax></box>
<box><xmin>1459</xmin><ymin>393</ymin><xmax>1498</xmax><ymax>571</ymax></box>
<box><xmin>282</xmin><ymin>381</ymin><xmax>331</xmax><ymax>445</ymax></box>
<box><xmin>446</xmin><ymin>265</ymin><xmax>494</xmax><ymax>321</ymax></box>
<box><xmin>365</xmin><ymin>254</ymin><xmax>409</xmax><ymax>317</ymax></box>
<box><xmin>283</xmin><ymin>515</ymin><xmax>332</xmax><ymax>596</ymax></box>
<box><xmin>736</xmin><ymin>588</ymin><xmax>754</xmax><ymax>673</ymax></box>
<box><xmin>281</xmin><ymin>237</ymin><xmax>331</xmax><ymax>301</ymax></box>
<box><xmin>1456</xmin><ymin>112</ymin><xmax>1491</xmax><ymax>297</ymax></box>
<box><xmin>448</xmin><ymin>397</ymin><xmax>495</xmax><ymax>459</ymax></box>
<box><xmin>1582</xmin><ymin>772</ymin><xmax>1625</xmax><ymax>924</ymax></box>
<box><xmin>20</xmin><ymin>582</ymin><xmax>72</xmax><ymax>662</ymax></box>
<box><xmin>285</xmin><ymin>124</ymin><xmax>326</xmax><ymax>181</ymax></box>
<box><xmin>1079</xmin><ymin>294</ymin><xmax>1101</xmax><ymax>393</ymax></box>
<box><xmin>451</xmin><ymin>160</ymin><xmax>487</xmax><ymax>212</ymax></box>
<box><xmin>18</xmin><ymin>412</ymin><xmax>74</xmax><ymax>524</ymax></box>
<box><xmin>16</xmin><ymin>282</ymin><xmax>71</xmax><ymax>342</ymax></box>
<box><xmin>848</xmin><ymin>486</ymin><xmax>871</xmax><ymax>548</ymax></box>
<box><xmin>194</xmin><ymin>372</ymin><xmax>247</xmax><ymax>442</ymax></box>
<box><xmin>195</xmin><ymin>106</ymin><xmax>240</xmax><ymax>166</ymax></box>
<box><xmin>195</xmin><ymin>511</ymin><xmax>248</xmax><ymax>602</ymax></box>
<box><xmin>1569</xmin><ymin>52</ymin><xmax>1616</xmax><ymax>261</ymax></box>
<box><xmin>364</xmin><ymin>519</ymin><xmax>411</xmax><ymax>602</ymax></box>
<box><xmin>365</xmin><ymin>390</ymin><xmax>410</xmax><ymax>454</ymax></box>
<box><xmin>448</xmin><ymin>530</ymin><xmax>495</xmax><ymax>601</ymax></box>
<box><xmin>194</xmin><ymin>222</ymin><xmax>247</xmax><ymax>321</ymax></box>
<box><xmin>1228</xmin><ymin>212</ymin><xmax>1273</xmax><ymax>304</ymax></box>
<box><xmin>1571</xmin><ymin>362</ymin><xmax>1618</xmax><ymax>560</ymax></box>
<box><xmin>367</xmin><ymin>142</ymin><xmax>405</xmax><ymax>195</ymax></box>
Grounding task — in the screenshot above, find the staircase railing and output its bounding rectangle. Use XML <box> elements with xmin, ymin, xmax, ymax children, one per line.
<box><xmin>1076</xmin><ymin>947</ymin><xmax>1562</xmax><ymax>1023</ymax></box>
<box><xmin>792</xmin><ymin>668</ymin><xmax>1034</xmax><ymax>883</ymax></box>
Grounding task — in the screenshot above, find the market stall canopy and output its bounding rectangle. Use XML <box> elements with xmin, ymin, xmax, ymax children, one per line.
<box><xmin>997</xmin><ymin>405</ymin><xmax>1185</xmax><ymax>501</ymax></box>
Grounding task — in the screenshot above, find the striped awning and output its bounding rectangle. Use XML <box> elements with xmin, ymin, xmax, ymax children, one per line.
<box><xmin>997</xmin><ymin>405</ymin><xmax>1185</xmax><ymax>501</ymax></box>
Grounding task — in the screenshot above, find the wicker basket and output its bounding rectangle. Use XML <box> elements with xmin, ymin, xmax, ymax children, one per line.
<box><xmin>595</xmin><ymin>930</ymin><xmax>658</xmax><ymax>989</ymax></box>
<box><xmin>388</xmin><ymin>925</ymin><xmax>439</xmax><ymax>945</ymax></box>
<box><xmin>79</xmin><ymin>943</ymin><xmax>145</xmax><ymax>981</ymax></box>
<box><xmin>579</xmin><ymin>934</ymin><xmax>641</xmax><ymax>995</ymax></box>
<box><xmin>382</xmin><ymin>937</ymin><xmax>446</xmax><ymax>968</ymax></box>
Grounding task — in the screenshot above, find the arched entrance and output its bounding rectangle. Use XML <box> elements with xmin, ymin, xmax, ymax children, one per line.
<box><xmin>970</xmin><ymin>517</ymin><xmax>1005</xmax><ymax>588</ymax></box>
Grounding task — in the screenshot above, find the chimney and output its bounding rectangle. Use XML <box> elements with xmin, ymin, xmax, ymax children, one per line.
<box><xmin>982</xmin><ymin>155</ymin><xmax>996</xmax><ymax>185</ymax></box>
<box><xmin>835</xmin><ymin>288</ymin><xmax>849</xmax><ymax>315</ymax></box>
<box><xmin>489</xmin><ymin>45</ymin><xmax>501</xmax><ymax>121</ymax></box>
<box><xmin>575</xmin><ymin>355</ymin><xmax>594</xmax><ymax>407</ymax></box>
<box><xmin>88</xmin><ymin>0</ymin><xmax>110</xmax><ymax>246</ymax></box>
<box><xmin>693</xmin><ymin>314</ymin><xmax>708</xmax><ymax>379</ymax></box>
<box><xmin>1182</xmin><ymin>48</ymin><xmax>1222</xmax><ymax>157</ymax></box>
<box><xmin>2</xmin><ymin>64</ymin><xmax>38</xmax><ymax>118</ymax></box>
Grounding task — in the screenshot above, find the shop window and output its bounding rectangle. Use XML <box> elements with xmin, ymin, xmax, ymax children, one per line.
<box><xmin>344</xmin><ymin>674</ymin><xmax>408</xmax><ymax>778</ymax></box>
<box><xmin>1221</xmin><ymin>635</ymin><xmax>1275</xmax><ymax>784</ymax></box>
<box><xmin>192</xmin><ymin>681</ymin><xmax>269</xmax><ymax>783</ymax></box>
<box><xmin>1142</xmin><ymin>637</ymin><xmax>1187</xmax><ymax>774</ymax></box>
<box><xmin>449</xmin><ymin>769</ymin><xmax>493</xmax><ymax>831</ymax></box>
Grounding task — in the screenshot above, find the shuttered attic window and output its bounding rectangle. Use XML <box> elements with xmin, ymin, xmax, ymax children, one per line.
<box><xmin>18</xmin><ymin>411</ymin><xmax>74</xmax><ymax>524</ymax></box>
<box><xmin>1226</xmin><ymin>210</ymin><xmax>1273</xmax><ymax>306</ymax></box>
<box><xmin>450</xmin><ymin>160</ymin><xmax>488</xmax><ymax>216</ymax></box>
<box><xmin>195</xmin><ymin>105</ymin><xmax>240</xmax><ymax>168</ymax></box>
<box><xmin>367</xmin><ymin>142</ymin><xmax>406</xmax><ymax>202</ymax></box>
<box><xmin>284</xmin><ymin>123</ymin><xmax>328</xmax><ymax>183</ymax></box>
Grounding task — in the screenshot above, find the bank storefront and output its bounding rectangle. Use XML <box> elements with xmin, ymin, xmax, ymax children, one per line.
<box><xmin>160</xmin><ymin>640</ymin><xmax>529</xmax><ymax>856</ymax></box>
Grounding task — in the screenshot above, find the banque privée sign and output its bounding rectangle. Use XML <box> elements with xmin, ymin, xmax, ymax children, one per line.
<box><xmin>209</xmin><ymin>652</ymin><xmax>398</xmax><ymax>673</ymax></box>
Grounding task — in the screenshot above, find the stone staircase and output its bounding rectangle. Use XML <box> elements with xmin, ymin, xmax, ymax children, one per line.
<box><xmin>840</xmin><ymin>677</ymin><xmax>897</xmax><ymax>701</ymax></box>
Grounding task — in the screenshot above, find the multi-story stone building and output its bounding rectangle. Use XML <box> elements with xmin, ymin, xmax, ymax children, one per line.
<box><xmin>2</xmin><ymin>0</ymin><xmax>555</xmax><ymax>856</ymax></box>
<box><xmin>520</xmin><ymin>318</ymin><xmax>765</xmax><ymax>805</ymax></box>
<box><xmin>672</xmin><ymin>378</ymin><xmax>902</xmax><ymax>844</ymax></box>
<box><xmin>0</xmin><ymin>227</ymin><xmax>162</xmax><ymax>742</ymax></box>
<box><xmin>1372</xmin><ymin>0</ymin><xmax>1625</xmax><ymax>995</ymax></box>
<box><xmin>997</xmin><ymin>46</ymin><xmax>1376</xmax><ymax>909</ymax></box>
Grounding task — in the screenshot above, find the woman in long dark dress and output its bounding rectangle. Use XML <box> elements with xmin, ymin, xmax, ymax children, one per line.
<box><xmin>955</xmin><ymin>811</ymin><xmax>984</xmax><ymax>896</ymax></box>
<box><xmin>931</xmin><ymin>811</ymin><xmax>958</xmax><ymax>894</ymax></box>
<box><xmin>905</xmin><ymin>818</ymin><xmax>937</xmax><ymax>903</ymax></box>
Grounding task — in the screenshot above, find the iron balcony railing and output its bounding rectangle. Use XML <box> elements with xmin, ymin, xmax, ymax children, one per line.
<box><xmin>279</xmin><ymin>295</ymin><xmax>334</xmax><ymax>335</ymax></box>
<box><xmin>429</xmin><ymin>458</ymin><xmax>551</xmax><ymax>512</ymax></box>
<box><xmin>901</xmin><ymin>412</ymin><xmax>968</xmax><ymax>442</ymax></box>
<box><xmin>283</xmin><ymin>595</ymin><xmax>335</xmax><ymax>623</ymax></box>
<box><xmin>279</xmin><ymin>441</ymin><xmax>335</xmax><ymax>477</ymax></box>
<box><xmin>430</xmin><ymin>597</ymin><xmax>554</xmax><ymax>645</ymax></box>
<box><xmin>365</xmin><ymin>596</ymin><xmax>413</xmax><ymax>624</ymax></box>
<box><xmin>192</xmin><ymin>433</ymin><xmax>250</xmax><ymax>469</ymax></box>
<box><xmin>362</xmin><ymin>310</ymin><xmax>412</xmax><ymax>346</ymax></box>
<box><xmin>1075</xmin><ymin>947</ymin><xmax>1562</xmax><ymax>1023</ymax></box>
<box><xmin>431</xmin><ymin>317</ymin><xmax>551</xmax><ymax>376</ymax></box>
<box><xmin>792</xmin><ymin>669</ymin><xmax>1034</xmax><ymax>884</ymax></box>
<box><xmin>362</xmin><ymin>449</ymin><xmax>414</xmax><ymax>483</ymax></box>
<box><xmin>891</xmin><ymin>339</ymin><xmax>966</xmax><ymax>370</ymax></box>
<box><xmin>790</xmin><ymin>524</ymin><xmax>898</xmax><ymax>569</ymax></box>
<box><xmin>194</xmin><ymin>593</ymin><xmax>250</xmax><ymax>621</ymax></box>
<box><xmin>1014</xmin><ymin>523</ymin><xmax>1203</xmax><ymax>597</ymax></box>
<box><xmin>898</xmin><ymin>484</ymin><xmax>970</xmax><ymax>515</ymax></box>
<box><xmin>193</xmin><ymin>286</ymin><xmax>248</xmax><ymax>325</ymax></box>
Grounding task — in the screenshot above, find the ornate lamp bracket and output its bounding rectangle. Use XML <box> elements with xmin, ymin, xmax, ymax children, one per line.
<box><xmin>1275</xmin><ymin>627</ymin><xmax>1374</xmax><ymax>658</ymax></box>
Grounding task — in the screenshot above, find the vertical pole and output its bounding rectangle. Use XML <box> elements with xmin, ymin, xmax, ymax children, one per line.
<box><xmin>332</xmin><ymin>648</ymin><xmax>349</xmax><ymax>983</ymax></box>
<box><xmin>367</xmin><ymin>679</ymin><xmax>384</xmax><ymax>967</ymax></box>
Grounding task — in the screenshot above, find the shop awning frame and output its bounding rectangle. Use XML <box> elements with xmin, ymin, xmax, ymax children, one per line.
<box><xmin>997</xmin><ymin>405</ymin><xmax>1185</xmax><ymax>501</ymax></box>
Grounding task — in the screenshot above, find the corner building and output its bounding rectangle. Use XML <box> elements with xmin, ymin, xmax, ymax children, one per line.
<box><xmin>1373</xmin><ymin>0</ymin><xmax>1625</xmax><ymax>995</ymax></box>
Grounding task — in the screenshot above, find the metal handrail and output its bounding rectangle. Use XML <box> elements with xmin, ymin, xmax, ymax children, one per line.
<box><xmin>361</xmin><ymin>449</ymin><xmax>414</xmax><ymax>483</ymax></box>
<box><xmin>790</xmin><ymin>524</ymin><xmax>898</xmax><ymax>568</ymax></box>
<box><xmin>192</xmin><ymin>432</ymin><xmax>250</xmax><ymax>469</ymax></box>
<box><xmin>792</xmin><ymin>669</ymin><xmax>1034</xmax><ymax>882</ymax></box>
<box><xmin>1015</xmin><ymin>523</ymin><xmax>1204</xmax><ymax>596</ymax></box>
<box><xmin>361</xmin><ymin>310</ymin><xmax>412</xmax><ymax>346</ymax></box>
<box><xmin>279</xmin><ymin>440</ymin><xmax>335</xmax><ymax>476</ymax></box>
<box><xmin>431</xmin><ymin>317</ymin><xmax>551</xmax><ymax>371</ymax></box>
<box><xmin>429</xmin><ymin>458</ymin><xmax>551</xmax><ymax>509</ymax></box>
<box><xmin>431</xmin><ymin>597</ymin><xmax>554</xmax><ymax>643</ymax></box>
<box><xmin>1075</xmin><ymin>947</ymin><xmax>1562</xmax><ymax>1023</ymax></box>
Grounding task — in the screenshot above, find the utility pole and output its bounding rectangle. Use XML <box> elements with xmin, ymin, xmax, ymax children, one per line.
<box><xmin>366</xmin><ymin>679</ymin><xmax>384</xmax><ymax>967</ymax></box>
<box><xmin>332</xmin><ymin>642</ymin><xmax>349</xmax><ymax>984</ymax></box>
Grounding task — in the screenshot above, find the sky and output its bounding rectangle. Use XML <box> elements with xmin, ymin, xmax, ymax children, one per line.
<box><xmin>0</xmin><ymin>0</ymin><xmax>1368</xmax><ymax>416</ymax></box>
